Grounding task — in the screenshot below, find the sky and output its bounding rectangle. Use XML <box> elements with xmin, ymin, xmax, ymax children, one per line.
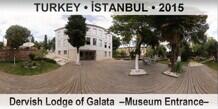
<box><xmin>0</xmin><ymin>15</ymin><xmax>113</xmax><ymax>42</ymax></box>
<box><xmin>0</xmin><ymin>14</ymin><xmax>217</xmax><ymax>42</ymax></box>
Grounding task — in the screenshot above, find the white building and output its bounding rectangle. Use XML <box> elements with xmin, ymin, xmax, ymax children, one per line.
<box><xmin>55</xmin><ymin>24</ymin><xmax>112</xmax><ymax>61</ymax></box>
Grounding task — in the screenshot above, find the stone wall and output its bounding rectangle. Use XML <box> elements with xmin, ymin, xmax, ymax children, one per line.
<box><xmin>0</xmin><ymin>49</ymin><xmax>35</xmax><ymax>61</ymax></box>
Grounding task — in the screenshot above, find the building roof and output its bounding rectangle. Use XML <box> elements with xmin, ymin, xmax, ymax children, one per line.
<box><xmin>55</xmin><ymin>24</ymin><xmax>107</xmax><ymax>32</ymax></box>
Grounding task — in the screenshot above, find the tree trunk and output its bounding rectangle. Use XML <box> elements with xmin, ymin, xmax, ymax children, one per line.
<box><xmin>76</xmin><ymin>47</ymin><xmax>80</xmax><ymax>65</ymax></box>
<box><xmin>177</xmin><ymin>42</ymin><xmax>181</xmax><ymax>62</ymax></box>
<box><xmin>134</xmin><ymin>38</ymin><xmax>142</xmax><ymax>71</ymax></box>
<box><xmin>170</xmin><ymin>44</ymin><xmax>176</xmax><ymax>72</ymax></box>
<box><xmin>135</xmin><ymin>54</ymin><xmax>139</xmax><ymax>71</ymax></box>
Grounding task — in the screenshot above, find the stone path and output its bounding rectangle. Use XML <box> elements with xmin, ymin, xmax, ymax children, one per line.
<box><xmin>0</xmin><ymin>60</ymin><xmax>217</xmax><ymax>94</ymax></box>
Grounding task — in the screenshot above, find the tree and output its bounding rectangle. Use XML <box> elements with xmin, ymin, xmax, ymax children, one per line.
<box><xmin>5</xmin><ymin>25</ymin><xmax>30</xmax><ymax>49</ymax></box>
<box><xmin>205</xmin><ymin>38</ymin><xmax>218</xmax><ymax>61</ymax></box>
<box><xmin>0</xmin><ymin>42</ymin><xmax>3</xmax><ymax>49</ymax></box>
<box><xmin>181</xmin><ymin>41</ymin><xmax>192</xmax><ymax>61</ymax></box>
<box><xmin>156</xmin><ymin>45</ymin><xmax>167</xmax><ymax>58</ymax></box>
<box><xmin>31</xmin><ymin>35</ymin><xmax>35</xmax><ymax>42</ymax></box>
<box><xmin>192</xmin><ymin>43</ymin><xmax>207</xmax><ymax>57</ymax></box>
<box><xmin>34</xmin><ymin>41</ymin><xmax>43</xmax><ymax>49</ymax></box>
<box><xmin>112</xmin><ymin>36</ymin><xmax>121</xmax><ymax>51</ymax></box>
<box><xmin>110</xmin><ymin>16</ymin><xmax>159</xmax><ymax>74</ymax></box>
<box><xmin>47</xmin><ymin>37</ymin><xmax>55</xmax><ymax>51</ymax></box>
<box><xmin>65</xmin><ymin>15</ymin><xmax>87</xmax><ymax>64</ymax></box>
<box><xmin>151</xmin><ymin>15</ymin><xmax>208</xmax><ymax>72</ymax></box>
<box><xmin>43</xmin><ymin>35</ymin><xmax>48</xmax><ymax>49</ymax></box>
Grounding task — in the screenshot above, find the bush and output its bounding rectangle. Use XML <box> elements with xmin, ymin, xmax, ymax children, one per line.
<box><xmin>22</xmin><ymin>61</ymin><xmax>39</xmax><ymax>69</ymax></box>
<box><xmin>146</xmin><ymin>47</ymin><xmax>155</xmax><ymax>58</ymax></box>
<box><xmin>32</xmin><ymin>49</ymin><xmax>48</xmax><ymax>60</ymax></box>
<box><xmin>113</xmin><ymin>50</ymin><xmax>127</xmax><ymax>59</ymax></box>
<box><xmin>28</xmin><ymin>53</ymin><xmax>36</xmax><ymax>60</ymax></box>
<box><xmin>130</xmin><ymin>51</ymin><xmax>135</xmax><ymax>59</ymax></box>
<box><xmin>181</xmin><ymin>43</ymin><xmax>192</xmax><ymax>61</ymax></box>
<box><xmin>174</xmin><ymin>62</ymin><xmax>183</xmax><ymax>73</ymax></box>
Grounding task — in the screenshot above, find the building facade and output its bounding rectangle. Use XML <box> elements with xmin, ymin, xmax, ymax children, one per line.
<box><xmin>55</xmin><ymin>24</ymin><xmax>112</xmax><ymax>61</ymax></box>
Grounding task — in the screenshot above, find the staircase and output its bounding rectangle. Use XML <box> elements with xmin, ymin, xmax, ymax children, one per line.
<box><xmin>46</xmin><ymin>53</ymin><xmax>72</xmax><ymax>66</ymax></box>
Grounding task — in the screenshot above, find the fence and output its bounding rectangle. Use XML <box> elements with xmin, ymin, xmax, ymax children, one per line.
<box><xmin>0</xmin><ymin>49</ymin><xmax>35</xmax><ymax>61</ymax></box>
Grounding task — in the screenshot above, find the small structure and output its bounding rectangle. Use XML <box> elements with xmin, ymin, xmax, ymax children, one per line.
<box><xmin>19</xmin><ymin>42</ymin><xmax>35</xmax><ymax>49</ymax></box>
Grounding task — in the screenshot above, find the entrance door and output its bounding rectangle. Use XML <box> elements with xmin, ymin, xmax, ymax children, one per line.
<box><xmin>80</xmin><ymin>50</ymin><xmax>96</xmax><ymax>60</ymax></box>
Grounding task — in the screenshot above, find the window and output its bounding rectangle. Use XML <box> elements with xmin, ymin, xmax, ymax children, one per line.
<box><xmin>99</xmin><ymin>39</ymin><xmax>102</xmax><ymax>47</ymax></box>
<box><xmin>108</xmin><ymin>43</ymin><xmax>111</xmax><ymax>49</ymax></box>
<box><xmin>104</xmin><ymin>51</ymin><xmax>107</xmax><ymax>57</ymax></box>
<box><xmin>93</xmin><ymin>38</ymin><xmax>97</xmax><ymax>46</ymax></box>
<box><xmin>58</xmin><ymin>50</ymin><xmax>61</xmax><ymax>55</ymax></box>
<box><xmin>109</xmin><ymin>51</ymin><xmax>111</xmax><ymax>56</ymax></box>
<box><xmin>86</xmin><ymin>37</ymin><xmax>91</xmax><ymax>45</ymax></box>
<box><xmin>64</xmin><ymin>50</ymin><xmax>67</xmax><ymax>55</ymax></box>
<box><xmin>104</xmin><ymin>42</ymin><xmax>107</xmax><ymax>48</ymax></box>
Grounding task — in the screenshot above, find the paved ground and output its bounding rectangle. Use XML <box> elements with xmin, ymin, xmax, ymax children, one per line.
<box><xmin>0</xmin><ymin>60</ymin><xmax>217</xmax><ymax>94</ymax></box>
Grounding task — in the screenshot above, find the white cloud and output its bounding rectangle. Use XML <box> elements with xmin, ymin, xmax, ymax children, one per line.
<box><xmin>0</xmin><ymin>13</ymin><xmax>217</xmax><ymax>42</ymax></box>
<box><xmin>85</xmin><ymin>15</ymin><xmax>113</xmax><ymax>29</ymax></box>
<box><xmin>0</xmin><ymin>15</ymin><xmax>66</xmax><ymax>41</ymax></box>
<box><xmin>206</xmin><ymin>14</ymin><xmax>217</xmax><ymax>40</ymax></box>
<box><xmin>0</xmin><ymin>15</ymin><xmax>113</xmax><ymax>42</ymax></box>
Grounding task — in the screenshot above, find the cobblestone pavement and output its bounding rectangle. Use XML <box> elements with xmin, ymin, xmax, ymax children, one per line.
<box><xmin>0</xmin><ymin>60</ymin><xmax>217</xmax><ymax>94</ymax></box>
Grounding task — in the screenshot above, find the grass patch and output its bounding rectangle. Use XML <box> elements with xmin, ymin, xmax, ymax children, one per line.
<box><xmin>0</xmin><ymin>60</ymin><xmax>60</xmax><ymax>76</ymax></box>
<box><xmin>204</xmin><ymin>61</ymin><xmax>218</xmax><ymax>71</ymax></box>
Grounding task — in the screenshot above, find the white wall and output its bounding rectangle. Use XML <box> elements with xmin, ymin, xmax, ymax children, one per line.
<box><xmin>55</xmin><ymin>24</ymin><xmax>112</xmax><ymax>60</ymax></box>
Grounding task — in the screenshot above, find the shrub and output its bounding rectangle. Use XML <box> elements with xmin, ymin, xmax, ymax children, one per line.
<box><xmin>130</xmin><ymin>51</ymin><xmax>135</xmax><ymax>59</ymax></box>
<box><xmin>146</xmin><ymin>47</ymin><xmax>155</xmax><ymax>58</ymax></box>
<box><xmin>181</xmin><ymin>43</ymin><xmax>192</xmax><ymax>62</ymax></box>
<box><xmin>174</xmin><ymin>61</ymin><xmax>183</xmax><ymax>73</ymax></box>
<box><xmin>22</xmin><ymin>61</ymin><xmax>39</xmax><ymax>69</ymax></box>
<box><xmin>113</xmin><ymin>50</ymin><xmax>127</xmax><ymax>59</ymax></box>
<box><xmin>32</xmin><ymin>49</ymin><xmax>48</xmax><ymax>60</ymax></box>
<box><xmin>28</xmin><ymin>53</ymin><xmax>36</xmax><ymax>60</ymax></box>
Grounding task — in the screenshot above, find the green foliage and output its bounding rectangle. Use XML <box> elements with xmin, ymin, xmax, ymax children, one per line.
<box><xmin>34</xmin><ymin>41</ymin><xmax>43</xmax><ymax>49</ymax></box>
<box><xmin>205</xmin><ymin>38</ymin><xmax>218</xmax><ymax>59</ymax></box>
<box><xmin>47</xmin><ymin>37</ymin><xmax>55</xmax><ymax>51</ymax></box>
<box><xmin>174</xmin><ymin>61</ymin><xmax>183</xmax><ymax>73</ymax></box>
<box><xmin>28</xmin><ymin>53</ymin><xmax>36</xmax><ymax>60</ymax></box>
<box><xmin>43</xmin><ymin>35</ymin><xmax>48</xmax><ymax>49</ymax></box>
<box><xmin>0</xmin><ymin>42</ymin><xmax>3</xmax><ymax>49</ymax></box>
<box><xmin>112</xmin><ymin>36</ymin><xmax>121</xmax><ymax>51</ymax></box>
<box><xmin>204</xmin><ymin>61</ymin><xmax>218</xmax><ymax>71</ymax></box>
<box><xmin>0</xmin><ymin>60</ymin><xmax>59</xmax><ymax>75</ymax></box>
<box><xmin>32</xmin><ymin>49</ymin><xmax>47</xmax><ymax>60</ymax></box>
<box><xmin>65</xmin><ymin>15</ymin><xmax>87</xmax><ymax>52</ymax></box>
<box><xmin>146</xmin><ymin>47</ymin><xmax>155</xmax><ymax>58</ymax></box>
<box><xmin>42</xmin><ymin>58</ymin><xmax>57</xmax><ymax>64</ymax></box>
<box><xmin>30</xmin><ymin>35</ymin><xmax>35</xmax><ymax>42</ymax></box>
<box><xmin>5</xmin><ymin>25</ymin><xmax>31</xmax><ymax>49</ymax></box>
<box><xmin>110</xmin><ymin>16</ymin><xmax>159</xmax><ymax>55</ymax></box>
<box><xmin>23</xmin><ymin>61</ymin><xmax>39</xmax><ymax>69</ymax></box>
<box><xmin>151</xmin><ymin>15</ymin><xmax>208</xmax><ymax>72</ymax></box>
<box><xmin>146</xmin><ymin>45</ymin><xmax>166</xmax><ymax>58</ymax></box>
<box><xmin>156</xmin><ymin>45</ymin><xmax>167</xmax><ymax>58</ymax></box>
<box><xmin>181</xmin><ymin>42</ymin><xmax>192</xmax><ymax>61</ymax></box>
<box><xmin>192</xmin><ymin>43</ymin><xmax>208</xmax><ymax>57</ymax></box>
<box><xmin>130</xmin><ymin>50</ymin><xmax>136</xmax><ymax>59</ymax></box>
<box><xmin>113</xmin><ymin>50</ymin><xmax>127</xmax><ymax>58</ymax></box>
